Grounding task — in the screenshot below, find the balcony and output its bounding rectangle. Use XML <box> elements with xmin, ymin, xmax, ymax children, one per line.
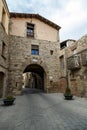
<box><xmin>67</xmin><ymin>55</ymin><xmax>81</xmax><ymax>70</ymax></box>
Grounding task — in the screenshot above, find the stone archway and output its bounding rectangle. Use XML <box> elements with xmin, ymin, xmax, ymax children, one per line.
<box><xmin>9</xmin><ymin>59</ymin><xmax>49</xmax><ymax>95</ymax></box>
<box><xmin>0</xmin><ymin>72</ymin><xmax>4</xmax><ymax>97</ymax></box>
<box><xmin>23</xmin><ymin>64</ymin><xmax>46</xmax><ymax>91</ymax></box>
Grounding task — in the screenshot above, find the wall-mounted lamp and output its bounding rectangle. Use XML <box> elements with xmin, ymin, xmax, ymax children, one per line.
<box><xmin>49</xmin><ymin>76</ymin><xmax>53</xmax><ymax>82</ymax></box>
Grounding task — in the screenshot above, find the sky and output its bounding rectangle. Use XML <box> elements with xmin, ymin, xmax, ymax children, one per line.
<box><xmin>6</xmin><ymin>0</ymin><xmax>87</xmax><ymax>42</ymax></box>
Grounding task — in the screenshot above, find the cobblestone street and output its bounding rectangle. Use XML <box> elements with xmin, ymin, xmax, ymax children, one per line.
<box><xmin>0</xmin><ymin>89</ymin><xmax>87</xmax><ymax>130</ymax></box>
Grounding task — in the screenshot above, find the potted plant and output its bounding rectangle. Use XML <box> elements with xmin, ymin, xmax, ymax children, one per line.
<box><xmin>3</xmin><ymin>95</ymin><xmax>16</xmax><ymax>105</ymax></box>
<box><xmin>64</xmin><ymin>87</ymin><xmax>73</xmax><ymax>100</ymax></box>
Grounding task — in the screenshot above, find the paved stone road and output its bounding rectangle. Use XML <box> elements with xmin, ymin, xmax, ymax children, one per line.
<box><xmin>0</xmin><ymin>88</ymin><xmax>87</xmax><ymax>130</ymax></box>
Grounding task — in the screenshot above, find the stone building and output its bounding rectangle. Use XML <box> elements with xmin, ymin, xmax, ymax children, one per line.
<box><xmin>8</xmin><ymin>12</ymin><xmax>61</xmax><ymax>94</ymax></box>
<box><xmin>0</xmin><ymin>0</ymin><xmax>87</xmax><ymax>97</ymax></box>
<box><xmin>0</xmin><ymin>0</ymin><xmax>9</xmax><ymax>97</ymax></box>
<box><xmin>59</xmin><ymin>37</ymin><xmax>87</xmax><ymax>97</ymax></box>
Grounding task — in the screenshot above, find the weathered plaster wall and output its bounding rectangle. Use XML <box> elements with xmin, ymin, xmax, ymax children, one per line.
<box><xmin>0</xmin><ymin>0</ymin><xmax>9</xmax><ymax>34</ymax></box>
<box><xmin>10</xmin><ymin>18</ymin><xmax>59</xmax><ymax>42</ymax></box>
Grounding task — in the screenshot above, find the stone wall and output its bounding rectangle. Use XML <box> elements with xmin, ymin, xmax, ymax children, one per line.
<box><xmin>68</xmin><ymin>35</ymin><xmax>87</xmax><ymax>97</ymax></box>
<box><xmin>0</xmin><ymin>23</ymin><xmax>9</xmax><ymax>97</ymax></box>
<box><xmin>59</xmin><ymin>35</ymin><xmax>87</xmax><ymax>97</ymax></box>
<box><xmin>8</xmin><ymin>35</ymin><xmax>60</xmax><ymax>94</ymax></box>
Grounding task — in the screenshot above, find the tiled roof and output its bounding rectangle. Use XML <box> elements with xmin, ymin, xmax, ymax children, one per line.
<box><xmin>10</xmin><ymin>12</ymin><xmax>61</xmax><ymax>30</ymax></box>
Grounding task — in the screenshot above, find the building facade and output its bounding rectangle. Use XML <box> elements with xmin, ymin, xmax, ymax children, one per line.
<box><xmin>0</xmin><ymin>0</ymin><xmax>9</xmax><ymax>97</ymax></box>
<box><xmin>0</xmin><ymin>0</ymin><xmax>87</xmax><ymax>97</ymax></box>
<box><xmin>8</xmin><ymin>13</ymin><xmax>61</xmax><ymax>94</ymax></box>
<box><xmin>59</xmin><ymin>37</ymin><xmax>87</xmax><ymax>97</ymax></box>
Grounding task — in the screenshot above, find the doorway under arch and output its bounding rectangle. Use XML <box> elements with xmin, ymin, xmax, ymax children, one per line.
<box><xmin>23</xmin><ymin>64</ymin><xmax>45</xmax><ymax>91</ymax></box>
<box><xmin>0</xmin><ymin>72</ymin><xmax>4</xmax><ymax>97</ymax></box>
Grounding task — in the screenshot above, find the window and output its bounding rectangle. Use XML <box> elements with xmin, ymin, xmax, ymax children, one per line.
<box><xmin>50</xmin><ymin>50</ymin><xmax>53</xmax><ymax>55</ymax></box>
<box><xmin>60</xmin><ymin>41</ymin><xmax>67</xmax><ymax>49</ymax></box>
<box><xmin>1</xmin><ymin>41</ymin><xmax>6</xmax><ymax>59</ymax></box>
<box><xmin>27</xmin><ymin>23</ymin><xmax>34</xmax><ymax>37</ymax></box>
<box><xmin>60</xmin><ymin>55</ymin><xmax>64</xmax><ymax>69</ymax></box>
<box><xmin>31</xmin><ymin>45</ymin><xmax>39</xmax><ymax>55</ymax></box>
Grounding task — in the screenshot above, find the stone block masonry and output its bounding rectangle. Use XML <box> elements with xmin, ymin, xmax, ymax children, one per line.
<box><xmin>8</xmin><ymin>35</ymin><xmax>60</xmax><ymax>94</ymax></box>
<box><xmin>0</xmin><ymin>23</ymin><xmax>9</xmax><ymax>97</ymax></box>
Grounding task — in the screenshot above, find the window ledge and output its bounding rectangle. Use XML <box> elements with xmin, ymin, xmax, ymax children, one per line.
<box><xmin>27</xmin><ymin>36</ymin><xmax>35</xmax><ymax>39</ymax></box>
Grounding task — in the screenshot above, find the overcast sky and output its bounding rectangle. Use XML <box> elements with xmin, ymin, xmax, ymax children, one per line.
<box><xmin>6</xmin><ymin>0</ymin><xmax>87</xmax><ymax>42</ymax></box>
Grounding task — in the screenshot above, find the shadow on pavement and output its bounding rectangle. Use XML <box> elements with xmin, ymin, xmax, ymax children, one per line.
<box><xmin>22</xmin><ymin>88</ymin><xmax>45</xmax><ymax>94</ymax></box>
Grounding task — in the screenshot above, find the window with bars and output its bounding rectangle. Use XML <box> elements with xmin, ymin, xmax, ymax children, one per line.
<box><xmin>31</xmin><ymin>45</ymin><xmax>39</xmax><ymax>55</ymax></box>
<box><xmin>27</xmin><ymin>23</ymin><xmax>34</xmax><ymax>37</ymax></box>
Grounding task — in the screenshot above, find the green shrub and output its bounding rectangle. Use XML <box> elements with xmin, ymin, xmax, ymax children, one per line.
<box><xmin>65</xmin><ymin>87</ymin><xmax>71</xmax><ymax>95</ymax></box>
<box><xmin>6</xmin><ymin>95</ymin><xmax>14</xmax><ymax>100</ymax></box>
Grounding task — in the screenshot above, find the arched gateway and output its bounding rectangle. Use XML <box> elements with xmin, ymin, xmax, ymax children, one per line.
<box><xmin>23</xmin><ymin>64</ymin><xmax>46</xmax><ymax>91</ymax></box>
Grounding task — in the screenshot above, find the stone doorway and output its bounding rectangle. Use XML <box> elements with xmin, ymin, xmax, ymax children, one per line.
<box><xmin>0</xmin><ymin>72</ymin><xmax>4</xmax><ymax>97</ymax></box>
<box><xmin>23</xmin><ymin>64</ymin><xmax>45</xmax><ymax>91</ymax></box>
